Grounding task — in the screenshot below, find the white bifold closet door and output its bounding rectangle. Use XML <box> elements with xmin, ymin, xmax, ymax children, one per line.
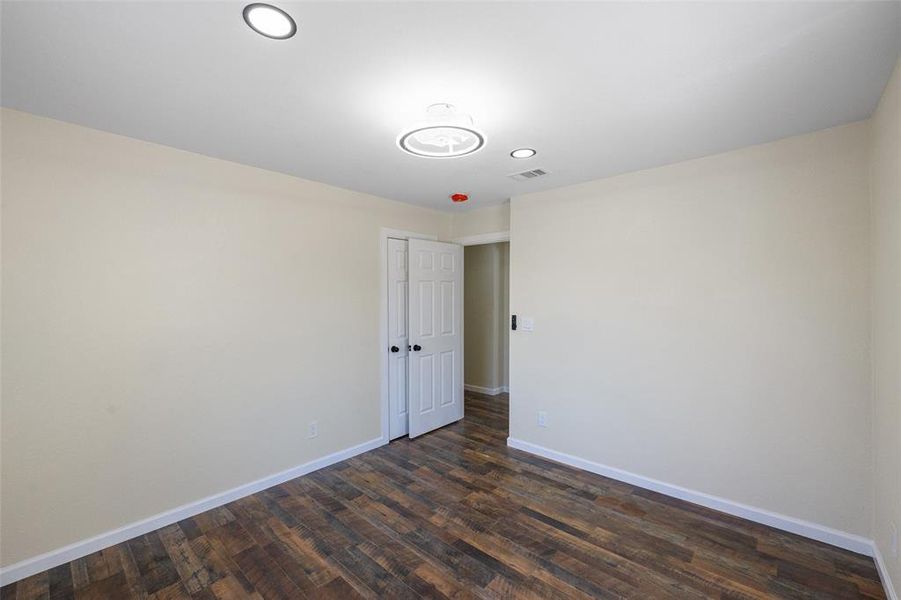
<box><xmin>387</xmin><ymin>238</ymin><xmax>410</xmax><ymax>440</ymax></box>
<box><xmin>407</xmin><ymin>239</ymin><xmax>464</xmax><ymax>438</ymax></box>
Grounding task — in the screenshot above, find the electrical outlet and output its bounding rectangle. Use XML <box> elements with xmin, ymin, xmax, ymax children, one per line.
<box><xmin>537</xmin><ymin>411</ymin><xmax>548</xmax><ymax>427</ymax></box>
<box><xmin>891</xmin><ymin>522</ymin><xmax>898</xmax><ymax>559</ymax></box>
<box><xmin>308</xmin><ymin>421</ymin><xmax>319</xmax><ymax>439</ymax></box>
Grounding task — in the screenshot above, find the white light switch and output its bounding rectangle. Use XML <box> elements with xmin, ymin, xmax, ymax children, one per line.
<box><xmin>520</xmin><ymin>317</ymin><xmax>535</xmax><ymax>331</ymax></box>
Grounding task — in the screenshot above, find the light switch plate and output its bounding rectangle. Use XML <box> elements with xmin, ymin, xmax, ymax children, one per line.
<box><xmin>520</xmin><ymin>317</ymin><xmax>535</xmax><ymax>331</ymax></box>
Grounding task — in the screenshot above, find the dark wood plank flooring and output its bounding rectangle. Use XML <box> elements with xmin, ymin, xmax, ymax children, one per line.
<box><xmin>1</xmin><ymin>391</ymin><xmax>887</xmax><ymax>599</ymax></box>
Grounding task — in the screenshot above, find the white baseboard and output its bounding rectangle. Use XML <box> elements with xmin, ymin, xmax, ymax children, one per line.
<box><xmin>506</xmin><ymin>437</ymin><xmax>874</xmax><ymax>557</ymax></box>
<box><xmin>465</xmin><ymin>384</ymin><xmax>509</xmax><ymax>396</ymax></box>
<box><xmin>874</xmin><ymin>543</ymin><xmax>899</xmax><ymax>600</ymax></box>
<box><xmin>0</xmin><ymin>436</ymin><xmax>386</xmax><ymax>586</ymax></box>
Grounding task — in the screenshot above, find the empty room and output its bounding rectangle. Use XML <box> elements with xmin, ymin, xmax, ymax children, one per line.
<box><xmin>1</xmin><ymin>1</ymin><xmax>900</xmax><ymax>598</ymax></box>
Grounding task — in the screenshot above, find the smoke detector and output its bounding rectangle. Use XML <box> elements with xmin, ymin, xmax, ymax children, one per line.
<box><xmin>397</xmin><ymin>104</ymin><xmax>485</xmax><ymax>159</ymax></box>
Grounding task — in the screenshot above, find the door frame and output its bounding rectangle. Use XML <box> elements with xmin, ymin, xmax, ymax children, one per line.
<box><xmin>452</xmin><ymin>231</ymin><xmax>510</xmax><ymax>246</ymax></box>
<box><xmin>379</xmin><ymin>228</ymin><xmax>438</xmax><ymax>443</ymax></box>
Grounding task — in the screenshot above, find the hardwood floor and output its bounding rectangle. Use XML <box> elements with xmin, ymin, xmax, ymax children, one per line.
<box><xmin>1</xmin><ymin>391</ymin><xmax>887</xmax><ymax>599</ymax></box>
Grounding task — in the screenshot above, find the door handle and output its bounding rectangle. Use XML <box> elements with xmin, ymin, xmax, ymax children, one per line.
<box><xmin>390</xmin><ymin>346</ymin><xmax>399</xmax><ymax>353</ymax></box>
<box><xmin>413</xmin><ymin>344</ymin><xmax>422</xmax><ymax>352</ymax></box>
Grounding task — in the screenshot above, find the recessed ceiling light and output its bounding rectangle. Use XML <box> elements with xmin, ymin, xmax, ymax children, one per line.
<box><xmin>511</xmin><ymin>148</ymin><xmax>536</xmax><ymax>159</ymax></box>
<box><xmin>398</xmin><ymin>104</ymin><xmax>485</xmax><ymax>159</ymax></box>
<box><xmin>243</xmin><ymin>3</ymin><xmax>297</xmax><ymax>39</ymax></box>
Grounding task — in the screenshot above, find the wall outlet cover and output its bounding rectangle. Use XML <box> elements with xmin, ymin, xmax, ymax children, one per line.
<box><xmin>308</xmin><ymin>421</ymin><xmax>319</xmax><ymax>439</ymax></box>
<box><xmin>537</xmin><ymin>410</ymin><xmax>548</xmax><ymax>427</ymax></box>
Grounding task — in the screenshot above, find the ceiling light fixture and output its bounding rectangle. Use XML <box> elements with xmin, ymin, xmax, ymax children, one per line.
<box><xmin>511</xmin><ymin>148</ymin><xmax>536</xmax><ymax>159</ymax></box>
<box><xmin>398</xmin><ymin>104</ymin><xmax>485</xmax><ymax>159</ymax></box>
<box><xmin>243</xmin><ymin>3</ymin><xmax>297</xmax><ymax>39</ymax></box>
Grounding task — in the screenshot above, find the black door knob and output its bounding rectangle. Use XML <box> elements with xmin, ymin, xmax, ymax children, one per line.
<box><xmin>390</xmin><ymin>346</ymin><xmax>399</xmax><ymax>353</ymax></box>
<box><xmin>413</xmin><ymin>344</ymin><xmax>422</xmax><ymax>351</ymax></box>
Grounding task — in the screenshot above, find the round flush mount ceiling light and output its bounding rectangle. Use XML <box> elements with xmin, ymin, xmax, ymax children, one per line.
<box><xmin>398</xmin><ymin>104</ymin><xmax>485</xmax><ymax>159</ymax></box>
<box><xmin>243</xmin><ymin>3</ymin><xmax>297</xmax><ymax>39</ymax></box>
<box><xmin>510</xmin><ymin>148</ymin><xmax>536</xmax><ymax>159</ymax></box>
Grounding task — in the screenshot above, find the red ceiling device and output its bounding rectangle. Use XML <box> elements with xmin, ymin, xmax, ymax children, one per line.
<box><xmin>450</xmin><ymin>193</ymin><xmax>469</xmax><ymax>203</ymax></box>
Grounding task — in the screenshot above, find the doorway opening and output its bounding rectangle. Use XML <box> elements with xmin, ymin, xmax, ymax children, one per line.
<box><xmin>462</xmin><ymin>241</ymin><xmax>510</xmax><ymax>407</ymax></box>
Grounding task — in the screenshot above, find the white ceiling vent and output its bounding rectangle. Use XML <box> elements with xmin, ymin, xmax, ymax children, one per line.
<box><xmin>508</xmin><ymin>168</ymin><xmax>549</xmax><ymax>182</ymax></box>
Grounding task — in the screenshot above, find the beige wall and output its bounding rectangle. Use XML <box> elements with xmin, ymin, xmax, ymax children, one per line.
<box><xmin>463</xmin><ymin>242</ymin><xmax>509</xmax><ymax>391</ymax></box>
<box><xmin>871</xmin><ymin>60</ymin><xmax>900</xmax><ymax>591</ymax></box>
<box><xmin>451</xmin><ymin>204</ymin><xmax>510</xmax><ymax>239</ymax></box>
<box><xmin>509</xmin><ymin>121</ymin><xmax>873</xmax><ymax>536</ymax></box>
<box><xmin>0</xmin><ymin>109</ymin><xmax>452</xmax><ymax>567</ymax></box>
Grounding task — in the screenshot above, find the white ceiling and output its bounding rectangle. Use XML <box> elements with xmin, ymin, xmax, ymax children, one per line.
<box><xmin>2</xmin><ymin>1</ymin><xmax>899</xmax><ymax>212</ymax></box>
